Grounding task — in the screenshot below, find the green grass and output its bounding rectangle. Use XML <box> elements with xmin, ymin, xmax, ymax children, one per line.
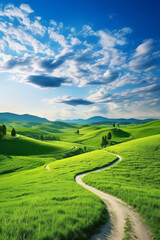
<box><xmin>0</xmin><ymin>134</ymin><xmax>77</xmax><ymax>156</ymax></box>
<box><xmin>0</xmin><ymin>119</ymin><xmax>160</xmax><ymax>239</ymax></box>
<box><xmin>0</xmin><ymin>155</ymin><xmax>46</xmax><ymax>175</ymax></box>
<box><xmin>125</xmin><ymin>119</ymin><xmax>160</xmax><ymax>139</ymax></box>
<box><xmin>0</xmin><ymin>150</ymin><xmax>116</xmax><ymax>240</ymax></box>
<box><xmin>83</xmin><ymin>134</ymin><xmax>160</xmax><ymax>239</ymax></box>
<box><xmin>123</xmin><ymin>218</ymin><xmax>132</xmax><ymax>240</ymax></box>
<box><xmin>81</xmin><ymin>128</ymin><xmax>132</xmax><ymax>149</ymax></box>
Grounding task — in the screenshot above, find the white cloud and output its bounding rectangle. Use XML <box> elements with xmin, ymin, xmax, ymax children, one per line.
<box><xmin>50</xmin><ymin>20</ymin><xmax>57</xmax><ymax>26</ymax></box>
<box><xmin>3</xmin><ymin>35</ymin><xmax>27</xmax><ymax>53</ymax></box>
<box><xmin>103</xmin><ymin>69</ymin><xmax>119</xmax><ymax>82</ymax></box>
<box><xmin>70</xmin><ymin>37</ymin><xmax>81</xmax><ymax>45</ymax></box>
<box><xmin>82</xmin><ymin>25</ymin><xmax>96</xmax><ymax>36</ymax></box>
<box><xmin>0</xmin><ymin>2</ymin><xmax>159</xmax><ymax>120</ymax></box>
<box><xmin>98</xmin><ymin>30</ymin><xmax>117</xmax><ymax>49</ymax></box>
<box><xmin>71</xmin><ymin>27</ymin><xmax>75</xmax><ymax>33</ymax></box>
<box><xmin>87</xmin><ymin>88</ymin><xmax>111</xmax><ymax>103</ymax></box>
<box><xmin>20</xmin><ymin>4</ymin><xmax>33</xmax><ymax>13</ymax></box>
<box><xmin>0</xmin><ymin>39</ymin><xmax>6</xmax><ymax>51</ymax></box>
<box><xmin>129</xmin><ymin>56</ymin><xmax>157</xmax><ymax>72</ymax></box>
<box><xmin>48</xmin><ymin>27</ymin><xmax>68</xmax><ymax>48</ymax></box>
<box><xmin>0</xmin><ymin>4</ymin><xmax>45</xmax><ymax>36</ymax></box>
<box><xmin>134</xmin><ymin>39</ymin><xmax>154</xmax><ymax>57</ymax></box>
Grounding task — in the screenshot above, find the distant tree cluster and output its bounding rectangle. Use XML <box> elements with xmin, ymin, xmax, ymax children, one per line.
<box><xmin>0</xmin><ymin>124</ymin><xmax>7</xmax><ymax>140</ymax></box>
<box><xmin>101</xmin><ymin>132</ymin><xmax>112</xmax><ymax>148</ymax></box>
<box><xmin>113</xmin><ymin>123</ymin><xmax>120</xmax><ymax>128</ymax></box>
<box><xmin>40</xmin><ymin>134</ymin><xmax>59</xmax><ymax>141</ymax></box>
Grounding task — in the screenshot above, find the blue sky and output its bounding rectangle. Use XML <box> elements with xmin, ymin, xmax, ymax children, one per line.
<box><xmin>0</xmin><ymin>0</ymin><xmax>160</xmax><ymax>120</ymax></box>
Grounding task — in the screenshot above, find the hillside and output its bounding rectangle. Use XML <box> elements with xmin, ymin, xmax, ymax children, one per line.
<box><xmin>126</xmin><ymin>119</ymin><xmax>160</xmax><ymax>139</ymax></box>
<box><xmin>0</xmin><ymin>134</ymin><xmax>76</xmax><ymax>155</ymax></box>
<box><xmin>84</xmin><ymin>134</ymin><xmax>160</xmax><ymax>239</ymax></box>
<box><xmin>0</xmin><ymin>112</ymin><xmax>49</xmax><ymax>123</ymax></box>
<box><xmin>0</xmin><ymin>119</ymin><xmax>160</xmax><ymax>239</ymax></box>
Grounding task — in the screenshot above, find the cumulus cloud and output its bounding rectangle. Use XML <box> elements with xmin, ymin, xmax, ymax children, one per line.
<box><xmin>48</xmin><ymin>27</ymin><xmax>68</xmax><ymax>48</ymax></box>
<box><xmin>20</xmin><ymin>4</ymin><xmax>33</xmax><ymax>13</ymax></box>
<box><xmin>134</xmin><ymin>39</ymin><xmax>154</xmax><ymax>57</ymax></box>
<box><xmin>103</xmin><ymin>69</ymin><xmax>119</xmax><ymax>83</ymax></box>
<box><xmin>98</xmin><ymin>29</ymin><xmax>128</xmax><ymax>49</ymax></box>
<box><xmin>3</xmin><ymin>35</ymin><xmax>27</xmax><ymax>53</ymax></box>
<box><xmin>129</xmin><ymin>56</ymin><xmax>157</xmax><ymax>71</ymax></box>
<box><xmin>27</xmin><ymin>75</ymin><xmax>67</xmax><ymax>88</ymax></box>
<box><xmin>88</xmin><ymin>69</ymin><xmax>119</xmax><ymax>85</ymax></box>
<box><xmin>40</xmin><ymin>52</ymin><xmax>74</xmax><ymax>72</ymax></box>
<box><xmin>0</xmin><ymin>0</ymin><xmax>159</xmax><ymax>122</ymax></box>
<box><xmin>70</xmin><ymin>37</ymin><xmax>81</xmax><ymax>46</ymax></box>
<box><xmin>88</xmin><ymin>84</ymin><xmax>160</xmax><ymax>105</ymax></box>
<box><xmin>46</xmin><ymin>96</ymin><xmax>93</xmax><ymax>106</ymax></box>
<box><xmin>1</xmin><ymin>55</ymin><xmax>32</xmax><ymax>70</ymax></box>
<box><xmin>0</xmin><ymin>4</ymin><xmax>45</xmax><ymax>36</ymax></box>
<box><xmin>129</xmin><ymin>39</ymin><xmax>160</xmax><ymax>72</ymax></box>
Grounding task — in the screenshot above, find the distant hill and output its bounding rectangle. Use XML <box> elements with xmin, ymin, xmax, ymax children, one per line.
<box><xmin>0</xmin><ymin>113</ymin><xmax>157</xmax><ymax>124</ymax></box>
<box><xmin>0</xmin><ymin>112</ymin><xmax>49</xmax><ymax>123</ymax></box>
<box><xmin>60</xmin><ymin>116</ymin><xmax>157</xmax><ymax>124</ymax></box>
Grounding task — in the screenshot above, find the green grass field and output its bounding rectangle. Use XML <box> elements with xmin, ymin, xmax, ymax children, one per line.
<box><xmin>84</xmin><ymin>134</ymin><xmax>160</xmax><ymax>239</ymax></box>
<box><xmin>0</xmin><ymin>119</ymin><xmax>160</xmax><ymax>239</ymax></box>
<box><xmin>0</xmin><ymin>151</ymin><xmax>116</xmax><ymax>240</ymax></box>
<box><xmin>0</xmin><ymin>134</ymin><xmax>77</xmax><ymax>155</ymax></box>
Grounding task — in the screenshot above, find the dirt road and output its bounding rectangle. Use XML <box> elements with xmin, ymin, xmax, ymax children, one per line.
<box><xmin>75</xmin><ymin>153</ymin><xmax>153</xmax><ymax>240</ymax></box>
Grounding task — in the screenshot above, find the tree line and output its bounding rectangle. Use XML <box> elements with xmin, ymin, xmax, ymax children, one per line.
<box><xmin>101</xmin><ymin>132</ymin><xmax>112</xmax><ymax>148</ymax></box>
<box><xmin>0</xmin><ymin>124</ymin><xmax>16</xmax><ymax>140</ymax></box>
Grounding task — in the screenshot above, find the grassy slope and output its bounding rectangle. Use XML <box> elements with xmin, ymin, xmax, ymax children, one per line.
<box><xmin>0</xmin><ymin>134</ymin><xmax>77</xmax><ymax>155</ymax></box>
<box><xmin>84</xmin><ymin>134</ymin><xmax>160</xmax><ymax>239</ymax></box>
<box><xmin>0</xmin><ymin>151</ymin><xmax>116</xmax><ymax>240</ymax></box>
<box><xmin>125</xmin><ymin>119</ymin><xmax>160</xmax><ymax>139</ymax></box>
<box><xmin>6</xmin><ymin>121</ymin><xmax>77</xmax><ymax>140</ymax></box>
<box><xmin>0</xmin><ymin>119</ymin><xmax>160</xmax><ymax>239</ymax></box>
<box><xmin>0</xmin><ymin>155</ymin><xmax>46</xmax><ymax>175</ymax></box>
<box><xmin>82</xmin><ymin>128</ymin><xmax>132</xmax><ymax>149</ymax></box>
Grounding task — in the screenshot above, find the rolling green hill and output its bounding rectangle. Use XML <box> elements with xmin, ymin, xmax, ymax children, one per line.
<box><xmin>84</xmin><ymin>134</ymin><xmax>160</xmax><ymax>239</ymax></box>
<box><xmin>0</xmin><ymin>119</ymin><xmax>160</xmax><ymax>239</ymax></box>
<box><xmin>0</xmin><ymin>150</ymin><xmax>116</xmax><ymax>240</ymax></box>
<box><xmin>125</xmin><ymin>119</ymin><xmax>160</xmax><ymax>139</ymax></box>
<box><xmin>0</xmin><ymin>134</ymin><xmax>76</xmax><ymax>155</ymax></box>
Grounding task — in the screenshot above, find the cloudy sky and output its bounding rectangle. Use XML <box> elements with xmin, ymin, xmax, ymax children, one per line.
<box><xmin>0</xmin><ymin>0</ymin><xmax>160</xmax><ymax>120</ymax></box>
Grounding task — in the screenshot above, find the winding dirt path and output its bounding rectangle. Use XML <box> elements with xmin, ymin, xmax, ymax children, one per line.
<box><xmin>75</xmin><ymin>153</ymin><xmax>153</xmax><ymax>240</ymax></box>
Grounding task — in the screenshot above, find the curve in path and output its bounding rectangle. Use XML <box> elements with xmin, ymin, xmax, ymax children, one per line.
<box><xmin>75</xmin><ymin>152</ymin><xmax>153</xmax><ymax>240</ymax></box>
<box><xmin>46</xmin><ymin>146</ymin><xmax>78</xmax><ymax>170</ymax></box>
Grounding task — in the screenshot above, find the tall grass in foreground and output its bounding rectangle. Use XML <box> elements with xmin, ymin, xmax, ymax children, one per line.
<box><xmin>84</xmin><ymin>134</ymin><xmax>160</xmax><ymax>239</ymax></box>
<box><xmin>0</xmin><ymin>151</ymin><xmax>116</xmax><ymax>240</ymax></box>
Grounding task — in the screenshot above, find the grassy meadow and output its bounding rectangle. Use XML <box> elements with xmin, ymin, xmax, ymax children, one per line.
<box><xmin>0</xmin><ymin>150</ymin><xmax>116</xmax><ymax>240</ymax></box>
<box><xmin>0</xmin><ymin>119</ymin><xmax>160</xmax><ymax>239</ymax></box>
<box><xmin>84</xmin><ymin>134</ymin><xmax>160</xmax><ymax>239</ymax></box>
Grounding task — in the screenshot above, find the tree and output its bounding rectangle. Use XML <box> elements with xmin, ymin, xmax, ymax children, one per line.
<box><xmin>11</xmin><ymin>128</ymin><xmax>16</xmax><ymax>137</ymax></box>
<box><xmin>0</xmin><ymin>125</ymin><xmax>3</xmax><ymax>134</ymax></box>
<box><xmin>113</xmin><ymin>123</ymin><xmax>115</xmax><ymax>128</ymax></box>
<box><xmin>0</xmin><ymin>132</ymin><xmax>3</xmax><ymax>140</ymax></box>
<box><xmin>2</xmin><ymin>124</ymin><xmax>7</xmax><ymax>136</ymax></box>
<box><xmin>101</xmin><ymin>135</ymin><xmax>108</xmax><ymax>148</ymax></box>
<box><xmin>0</xmin><ymin>125</ymin><xmax>3</xmax><ymax>140</ymax></box>
<box><xmin>108</xmin><ymin>132</ymin><xmax>112</xmax><ymax>141</ymax></box>
<box><xmin>117</xmin><ymin>123</ymin><xmax>119</xmax><ymax>128</ymax></box>
<box><xmin>40</xmin><ymin>135</ymin><xmax>44</xmax><ymax>140</ymax></box>
<box><xmin>101</xmin><ymin>136</ymin><xmax>105</xmax><ymax>148</ymax></box>
<box><xmin>77</xmin><ymin>130</ymin><xmax>79</xmax><ymax>134</ymax></box>
<box><xmin>84</xmin><ymin>146</ymin><xmax>87</xmax><ymax>152</ymax></box>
